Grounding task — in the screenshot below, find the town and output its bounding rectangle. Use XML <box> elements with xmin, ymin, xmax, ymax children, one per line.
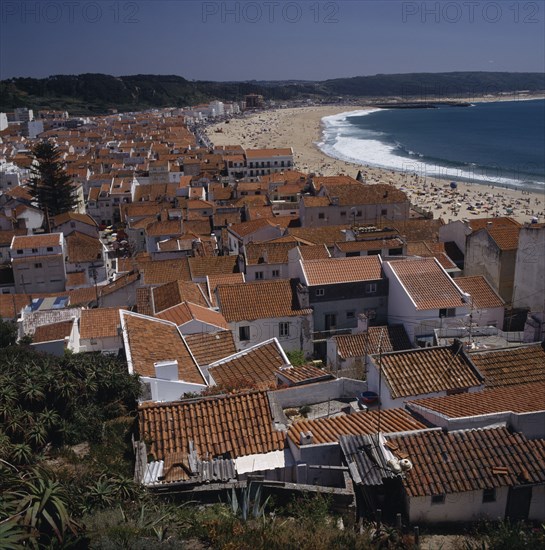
<box><xmin>1</xmin><ymin>97</ymin><xmax>544</xmax><ymax>546</ymax></box>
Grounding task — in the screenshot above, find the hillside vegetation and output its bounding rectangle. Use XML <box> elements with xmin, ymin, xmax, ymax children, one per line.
<box><xmin>1</xmin><ymin>72</ymin><xmax>543</xmax><ymax>114</ymax></box>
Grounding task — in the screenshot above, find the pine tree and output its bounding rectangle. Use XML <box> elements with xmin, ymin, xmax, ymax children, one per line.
<box><xmin>29</xmin><ymin>140</ymin><xmax>78</xmax><ymax>228</ymax></box>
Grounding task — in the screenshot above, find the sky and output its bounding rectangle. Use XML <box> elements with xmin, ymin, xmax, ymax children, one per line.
<box><xmin>1</xmin><ymin>0</ymin><xmax>544</xmax><ymax>81</ymax></box>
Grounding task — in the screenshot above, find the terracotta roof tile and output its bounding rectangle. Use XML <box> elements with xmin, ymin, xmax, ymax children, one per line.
<box><xmin>323</xmin><ymin>183</ymin><xmax>408</xmax><ymax>206</ymax></box>
<box><xmin>138</xmin><ymin>391</ymin><xmax>285</xmax><ymax>462</ymax></box>
<box><xmin>302</xmin><ymin>256</ymin><xmax>382</xmax><ymax>286</ymax></box>
<box><xmin>136</xmin><ymin>287</ymin><xmax>154</xmax><ymax>316</ymax></box>
<box><xmin>152</xmin><ymin>280</ymin><xmax>209</xmax><ymax>313</ymax></box>
<box><xmin>467</xmin><ymin>216</ymin><xmax>520</xmax><ymax>231</ymax></box>
<box><xmin>386</xmin><ymin>257</ymin><xmax>465</xmax><ymax>310</ymax></box>
<box><xmin>245</xmin><ymin>241</ymin><xmax>295</xmax><ymax>266</ymax></box>
<box><xmin>375</xmin><ymin>344</ymin><xmax>483</xmax><ymax>399</ymax></box>
<box><xmin>216</xmin><ymin>279</ymin><xmax>312</xmax><ymax>322</ymax></box>
<box><xmin>408</xmin><ymin>381</ymin><xmax>545</xmax><ymax>418</ymax></box>
<box><xmin>188</xmin><ymin>255</ymin><xmax>239</xmax><ymax>280</ymax></box>
<box><xmin>287</xmin><ymin>408</ymin><xmax>425</xmax><ymax>447</ymax></box>
<box><xmin>455</xmin><ymin>276</ymin><xmax>504</xmax><ymax>309</ymax></box>
<box><xmin>469</xmin><ymin>344</ymin><xmax>545</xmax><ymax>387</ymax></box>
<box><xmin>389</xmin><ymin>427</ymin><xmax>545</xmax><ymax>497</ymax></box>
<box><xmin>121</xmin><ymin>311</ymin><xmax>205</xmax><ymax>384</ymax></box>
<box><xmin>287</xmin><ymin>225</ymin><xmax>351</xmax><ymax>247</ymax></box>
<box><xmin>184</xmin><ymin>331</ymin><xmax>237</xmax><ymax>366</ymax></box>
<box><xmin>11</xmin><ymin>233</ymin><xmax>62</xmax><ymax>250</ymax></box>
<box><xmin>208</xmin><ymin>340</ymin><xmax>289</xmax><ymax>390</ymax></box>
<box><xmin>334</xmin><ymin>325</ymin><xmax>412</xmax><ymax>359</ymax></box>
<box><xmin>66</xmin><ymin>232</ymin><xmax>102</xmax><ymax>263</ymax></box>
<box><xmin>141</xmin><ymin>258</ymin><xmax>191</xmax><ymax>285</ymax></box>
<box><xmin>276</xmin><ymin>364</ymin><xmax>334</xmax><ymax>385</ymax></box>
<box><xmin>33</xmin><ymin>319</ymin><xmax>73</xmax><ymax>343</ymax></box>
<box><xmin>79</xmin><ymin>307</ymin><xmax>125</xmax><ymax>340</ymax></box>
<box><xmin>156</xmin><ymin>301</ymin><xmax>229</xmax><ymax>330</ymax></box>
<box><xmin>487</xmin><ymin>226</ymin><xmax>521</xmax><ymax>250</ymax></box>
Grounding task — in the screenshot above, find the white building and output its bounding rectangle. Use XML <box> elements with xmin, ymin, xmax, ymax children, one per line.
<box><xmin>383</xmin><ymin>257</ymin><xmax>470</xmax><ymax>346</ymax></box>
<box><xmin>10</xmin><ymin>233</ymin><xmax>66</xmax><ymax>293</ymax></box>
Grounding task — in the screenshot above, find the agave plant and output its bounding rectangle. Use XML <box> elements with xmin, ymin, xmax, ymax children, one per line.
<box><xmin>227</xmin><ymin>482</ymin><xmax>270</xmax><ymax>521</ymax></box>
<box><xmin>15</xmin><ymin>468</ymin><xmax>79</xmax><ymax>546</ymax></box>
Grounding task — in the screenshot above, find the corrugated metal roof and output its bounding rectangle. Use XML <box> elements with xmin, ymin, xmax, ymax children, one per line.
<box><xmin>340</xmin><ymin>433</ymin><xmax>402</xmax><ymax>486</ymax></box>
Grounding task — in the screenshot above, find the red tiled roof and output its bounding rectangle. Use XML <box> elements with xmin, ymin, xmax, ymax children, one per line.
<box><xmin>376</xmin><ymin>345</ymin><xmax>483</xmax><ymax>399</ymax></box>
<box><xmin>33</xmin><ymin>319</ymin><xmax>73</xmax><ymax>343</ymax></box>
<box><xmin>121</xmin><ymin>312</ymin><xmax>204</xmax><ymax>384</ymax></box>
<box><xmin>455</xmin><ymin>276</ymin><xmax>504</xmax><ymax>309</ymax></box>
<box><xmin>79</xmin><ymin>307</ymin><xmax>125</xmax><ymax>340</ymax></box>
<box><xmin>156</xmin><ymin>301</ymin><xmax>229</xmax><ymax>330</ymax></box>
<box><xmin>139</xmin><ymin>391</ymin><xmax>285</xmax><ymax>460</ymax></box>
<box><xmin>188</xmin><ymin>255</ymin><xmax>239</xmax><ymax>280</ymax></box>
<box><xmin>334</xmin><ymin>326</ymin><xmax>412</xmax><ymax>359</ymax></box>
<box><xmin>302</xmin><ymin>256</ymin><xmax>382</xmax><ymax>286</ymax></box>
<box><xmin>208</xmin><ymin>340</ymin><xmax>288</xmax><ymax>390</ymax></box>
<box><xmin>487</xmin><ymin>226</ymin><xmax>520</xmax><ymax>250</ymax></box>
<box><xmin>287</xmin><ymin>408</ymin><xmax>425</xmax><ymax>447</ymax></box>
<box><xmin>276</xmin><ymin>364</ymin><xmax>334</xmax><ymax>385</ymax></box>
<box><xmin>386</xmin><ymin>257</ymin><xmax>465</xmax><ymax>310</ymax></box>
<box><xmin>216</xmin><ymin>279</ymin><xmax>312</xmax><ymax>322</ymax></box>
<box><xmin>11</xmin><ymin>233</ymin><xmax>62</xmax><ymax>249</ymax></box>
<box><xmin>407</xmin><ymin>381</ymin><xmax>545</xmax><ymax>418</ymax></box>
<box><xmin>141</xmin><ymin>258</ymin><xmax>191</xmax><ymax>285</ymax></box>
<box><xmin>469</xmin><ymin>344</ymin><xmax>545</xmax><ymax>388</ymax></box>
<box><xmin>152</xmin><ymin>280</ymin><xmax>209</xmax><ymax>313</ymax></box>
<box><xmin>184</xmin><ymin>331</ymin><xmax>237</xmax><ymax>366</ymax></box>
<box><xmin>389</xmin><ymin>427</ymin><xmax>545</xmax><ymax>497</ymax></box>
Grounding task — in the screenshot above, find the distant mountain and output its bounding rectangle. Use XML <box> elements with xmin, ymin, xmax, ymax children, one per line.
<box><xmin>1</xmin><ymin>72</ymin><xmax>543</xmax><ymax>114</ymax></box>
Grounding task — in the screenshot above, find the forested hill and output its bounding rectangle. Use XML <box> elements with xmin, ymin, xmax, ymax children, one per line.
<box><xmin>1</xmin><ymin>72</ymin><xmax>543</xmax><ymax>114</ymax></box>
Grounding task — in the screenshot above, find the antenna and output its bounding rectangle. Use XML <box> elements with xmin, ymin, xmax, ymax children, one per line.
<box><xmin>376</xmin><ymin>327</ymin><xmax>385</xmax><ymax>442</ymax></box>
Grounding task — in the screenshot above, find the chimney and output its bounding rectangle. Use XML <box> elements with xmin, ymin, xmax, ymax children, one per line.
<box><xmin>354</xmin><ymin>313</ymin><xmax>369</xmax><ymax>334</ymax></box>
<box><xmin>300</xmin><ymin>430</ymin><xmax>313</xmax><ymax>445</ymax></box>
<box><xmin>154</xmin><ymin>359</ymin><xmax>179</xmax><ymax>380</ymax></box>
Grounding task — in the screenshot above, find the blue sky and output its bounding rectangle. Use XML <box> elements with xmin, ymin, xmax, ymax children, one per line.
<box><xmin>1</xmin><ymin>1</ymin><xmax>544</xmax><ymax>80</ymax></box>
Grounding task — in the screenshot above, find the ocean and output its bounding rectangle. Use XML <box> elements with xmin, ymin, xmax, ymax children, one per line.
<box><xmin>318</xmin><ymin>99</ymin><xmax>545</xmax><ymax>192</ymax></box>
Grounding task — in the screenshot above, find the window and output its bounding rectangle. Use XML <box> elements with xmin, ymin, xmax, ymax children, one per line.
<box><xmin>381</xmin><ymin>209</ymin><xmax>388</xmax><ymax>216</ymax></box>
<box><xmin>346</xmin><ymin>311</ymin><xmax>355</xmax><ymax>319</ymax></box>
<box><xmin>316</xmin><ymin>288</ymin><xmax>325</xmax><ymax>297</ymax></box>
<box><xmin>17</xmin><ymin>250</ymin><xmax>23</xmax><ymax>254</ymax></box>
<box><xmin>255</xmin><ymin>271</ymin><xmax>264</xmax><ymax>280</ymax></box>
<box><xmin>482</xmin><ymin>488</ymin><xmax>496</xmax><ymax>503</ymax></box>
<box><xmin>431</xmin><ymin>494</ymin><xmax>445</xmax><ymax>505</ymax></box>
<box><xmin>239</xmin><ymin>326</ymin><xmax>250</xmax><ymax>341</ymax></box>
<box><xmin>279</xmin><ymin>322</ymin><xmax>290</xmax><ymax>338</ymax></box>
<box><xmin>439</xmin><ymin>308</ymin><xmax>456</xmax><ymax>318</ymax></box>
<box><xmin>366</xmin><ymin>283</ymin><xmax>377</xmax><ymax>294</ymax></box>
<box><xmin>318</xmin><ymin>213</ymin><xmax>325</xmax><ymax>220</ymax></box>
<box><xmin>272</xmin><ymin>269</ymin><xmax>280</xmax><ymax>278</ymax></box>
<box><xmin>34</xmin><ymin>263</ymin><xmax>42</xmax><ymax>268</ymax></box>
<box><xmin>340</xmin><ymin>211</ymin><xmax>346</xmax><ymax>217</ymax></box>
<box><xmin>46</xmin><ymin>247</ymin><xmax>53</xmax><ymax>252</ymax></box>
<box><xmin>31</xmin><ymin>248</ymin><xmax>38</xmax><ymax>253</ymax></box>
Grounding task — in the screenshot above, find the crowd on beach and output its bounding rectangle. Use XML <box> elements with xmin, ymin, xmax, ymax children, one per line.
<box><xmin>206</xmin><ymin>105</ymin><xmax>544</xmax><ymax>225</ymax></box>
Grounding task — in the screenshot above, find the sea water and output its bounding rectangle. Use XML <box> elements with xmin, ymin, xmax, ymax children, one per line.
<box><xmin>318</xmin><ymin>99</ymin><xmax>545</xmax><ymax>192</ymax></box>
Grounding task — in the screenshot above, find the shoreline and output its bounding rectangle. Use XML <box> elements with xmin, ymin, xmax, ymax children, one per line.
<box><xmin>317</xmin><ymin>101</ymin><xmax>545</xmax><ymax>194</ymax></box>
<box><xmin>206</xmin><ymin>103</ymin><xmax>545</xmax><ymax>225</ymax></box>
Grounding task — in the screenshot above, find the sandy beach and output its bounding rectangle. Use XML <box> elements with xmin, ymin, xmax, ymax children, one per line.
<box><xmin>206</xmin><ymin>104</ymin><xmax>545</xmax><ymax>225</ymax></box>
